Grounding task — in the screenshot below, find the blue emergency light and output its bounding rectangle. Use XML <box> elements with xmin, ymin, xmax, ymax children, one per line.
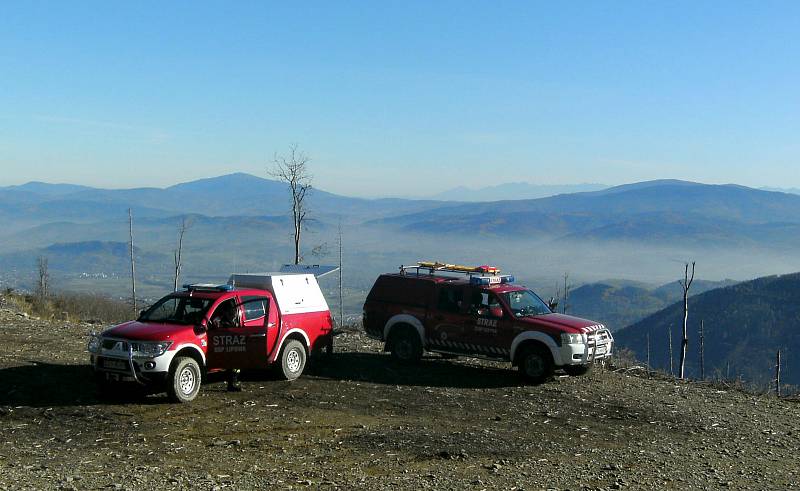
<box><xmin>183</xmin><ymin>283</ymin><xmax>234</xmax><ymax>292</ymax></box>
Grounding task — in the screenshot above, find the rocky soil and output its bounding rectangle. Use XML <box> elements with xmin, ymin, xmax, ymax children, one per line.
<box><xmin>1</xmin><ymin>302</ymin><xmax>799</xmax><ymax>490</ymax></box>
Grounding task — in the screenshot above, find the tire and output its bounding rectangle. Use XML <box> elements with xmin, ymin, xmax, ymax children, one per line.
<box><xmin>564</xmin><ymin>365</ymin><xmax>591</xmax><ymax>377</ymax></box>
<box><xmin>389</xmin><ymin>326</ymin><xmax>423</xmax><ymax>364</ymax></box>
<box><xmin>518</xmin><ymin>345</ymin><xmax>554</xmax><ymax>384</ymax></box>
<box><xmin>167</xmin><ymin>357</ymin><xmax>202</xmax><ymax>403</ymax></box>
<box><xmin>279</xmin><ymin>339</ymin><xmax>307</xmax><ymax>381</ymax></box>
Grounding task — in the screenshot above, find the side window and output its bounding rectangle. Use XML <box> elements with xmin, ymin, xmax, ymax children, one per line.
<box><xmin>437</xmin><ymin>286</ymin><xmax>463</xmax><ymax>313</ymax></box>
<box><xmin>470</xmin><ymin>290</ymin><xmax>501</xmax><ymax>316</ymax></box>
<box><xmin>242</xmin><ymin>295</ymin><xmax>269</xmax><ymax>321</ymax></box>
<box><xmin>209</xmin><ymin>298</ymin><xmax>240</xmax><ymax>329</ymax></box>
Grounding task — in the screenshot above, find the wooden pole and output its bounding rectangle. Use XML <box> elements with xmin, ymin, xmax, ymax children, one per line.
<box><xmin>668</xmin><ymin>324</ymin><xmax>674</xmax><ymax>377</ymax></box>
<box><xmin>699</xmin><ymin>320</ymin><xmax>705</xmax><ymax>380</ymax></box>
<box><xmin>128</xmin><ymin>208</ymin><xmax>137</xmax><ymax>315</ymax></box>
<box><xmin>776</xmin><ymin>350</ymin><xmax>781</xmax><ymax>397</ymax></box>
<box><xmin>338</xmin><ymin>221</ymin><xmax>344</xmax><ymax>328</ymax></box>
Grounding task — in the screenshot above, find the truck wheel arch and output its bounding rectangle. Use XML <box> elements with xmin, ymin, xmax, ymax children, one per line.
<box><xmin>510</xmin><ymin>332</ymin><xmax>561</xmax><ymax>366</ymax></box>
<box><xmin>273</xmin><ymin>328</ymin><xmax>311</xmax><ymax>361</ymax></box>
<box><xmin>171</xmin><ymin>344</ymin><xmax>206</xmax><ymax>369</ymax></box>
<box><xmin>383</xmin><ymin>314</ymin><xmax>425</xmax><ymax>347</ymax></box>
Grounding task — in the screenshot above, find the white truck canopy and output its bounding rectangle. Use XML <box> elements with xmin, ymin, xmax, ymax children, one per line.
<box><xmin>227</xmin><ymin>273</ymin><xmax>330</xmax><ymax>315</ymax></box>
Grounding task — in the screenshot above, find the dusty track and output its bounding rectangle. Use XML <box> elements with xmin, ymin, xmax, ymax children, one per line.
<box><xmin>1</xmin><ymin>306</ymin><xmax>799</xmax><ymax>490</ymax></box>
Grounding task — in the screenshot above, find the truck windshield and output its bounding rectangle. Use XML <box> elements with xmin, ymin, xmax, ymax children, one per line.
<box><xmin>138</xmin><ymin>295</ymin><xmax>214</xmax><ymax>325</ymax></box>
<box><xmin>501</xmin><ymin>289</ymin><xmax>552</xmax><ymax>317</ymax></box>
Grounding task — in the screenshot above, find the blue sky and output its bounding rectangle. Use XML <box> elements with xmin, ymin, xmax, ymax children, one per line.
<box><xmin>1</xmin><ymin>1</ymin><xmax>798</xmax><ymax>197</ymax></box>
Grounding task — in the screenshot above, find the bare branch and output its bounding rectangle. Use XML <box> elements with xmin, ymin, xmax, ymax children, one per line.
<box><xmin>173</xmin><ymin>217</ymin><xmax>190</xmax><ymax>291</ymax></box>
<box><xmin>269</xmin><ymin>144</ymin><xmax>313</xmax><ymax>264</ymax></box>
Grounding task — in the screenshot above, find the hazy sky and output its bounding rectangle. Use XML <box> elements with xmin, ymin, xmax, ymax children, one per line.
<box><xmin>1</xmin><ymin>1</ymin><xmax>798</xmax><ymax>197</ymax></box>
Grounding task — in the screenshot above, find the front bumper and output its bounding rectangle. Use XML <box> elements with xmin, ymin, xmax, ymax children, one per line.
<box><xmin>90</xmin><ymin>337</ymin><xmax>174</xmax><ymax>385</ymax></box>
<box><xmin>559</xmin><ymin>329</ymin><xmax>614</xmax><ymax>366</ymax></box>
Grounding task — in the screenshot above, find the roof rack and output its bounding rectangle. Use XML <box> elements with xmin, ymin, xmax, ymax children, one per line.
<box><xmin>400</xmin><ymin>261</ymin><xmax>515</xmax><ymax>286</ymax></box>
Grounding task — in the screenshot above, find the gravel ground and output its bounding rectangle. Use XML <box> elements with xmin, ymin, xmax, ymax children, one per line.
<box><xmin>1</xmin><ymin>304</ymin><xmax>799</xmax><ymax>490</ymax></box>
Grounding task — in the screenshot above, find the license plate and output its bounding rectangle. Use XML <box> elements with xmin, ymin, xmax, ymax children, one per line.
<box><xmin>103</xmin><ymin>359</ymin><xmax>127</xmax><ymax>370</ymax></box>
<box><xmin>594</xmin><ymin>345</ymin><xmax>607</xmax><ymax>355</ymax></box>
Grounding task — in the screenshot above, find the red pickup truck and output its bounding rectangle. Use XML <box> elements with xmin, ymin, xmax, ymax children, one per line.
<box><xmin>88</xmin><ymin>273</ymin><xmax>334</xmax><ymax>402</ymax></box>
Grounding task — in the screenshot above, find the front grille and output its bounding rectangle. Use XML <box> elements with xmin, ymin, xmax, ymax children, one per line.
<box><xmin>101</xmin><ymin>339</ymin><xmax>128</xmax><ymax>351</ymax></box>
<box><xmin>587</xmin><ymin>330</ymin><xmax>611</xmax><ymax>346</ymax></box>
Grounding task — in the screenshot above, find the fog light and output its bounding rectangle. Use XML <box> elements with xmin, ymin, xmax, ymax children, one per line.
<box><xmin>573</xmin><ymin>354</ymin><xmax>582</xmax><ymax>360</ymax></box>
<box><xmin>144</xmin><ymin>361</ymin><xmax>156</xmax><ymax>370</ymax></box>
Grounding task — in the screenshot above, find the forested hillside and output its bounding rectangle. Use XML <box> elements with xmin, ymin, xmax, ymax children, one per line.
<box><xmin>615</xmin><ymin>273</ymin><xmax>800</xmax><ymax>387</ymax></box>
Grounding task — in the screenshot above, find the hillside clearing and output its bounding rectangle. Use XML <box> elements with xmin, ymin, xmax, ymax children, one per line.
<box><xmin>0</xmin><ymin>306</ymin><xmax>798</xmax><ymax>490</ymax></box>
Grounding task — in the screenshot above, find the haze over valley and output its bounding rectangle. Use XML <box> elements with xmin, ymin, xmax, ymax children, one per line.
<box><xmin>2</xmin><ymin>174</ymin><xmax>798</xmax><ymax>320</ymax></box>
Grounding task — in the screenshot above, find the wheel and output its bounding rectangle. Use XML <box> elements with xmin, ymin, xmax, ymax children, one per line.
<box><xmin>389</xmin><ymin>326</ymin><xmax>422</xmax><ymax>364</ymax></box>
<box><xmin>167</xmin><ymin>357</ymin><xmax>202</xmax><ymax>403</ymax></box>
<box><xmin>564</xmin><ymin>365</ymin><xmax>591</xmax><ymax>376</ymax></box>
<box><xmin>279</xmin><ymin>339</ymin><xmax>307</xmax><ymax>380</ymax></box>
<box><xmin>518</xmin><ymin>345</ymin><xmax>554</xmax><ymax>384</ymax></box>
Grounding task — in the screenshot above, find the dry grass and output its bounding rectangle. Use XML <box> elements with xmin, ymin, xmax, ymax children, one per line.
<box><xmin>1</xmin><ymin>289</ymin><xmax>132</xmax><ymax>324</ymax></box>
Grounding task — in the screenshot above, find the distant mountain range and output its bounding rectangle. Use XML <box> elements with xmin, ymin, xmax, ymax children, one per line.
<box><xmin>761</xmin><ymin>186</ymin><xmax>800</xmax><ymax>195</ymax></box>
<box><xmin>429</xmin><ymin>182</ymin><xmax>608</xmax><ymax>201</ymax></box>
<box><xmin>370</xmin><ymin>179</ymin><xmax>800</xmax><ymax>249</ymax></box>
<box><xmin>0</xmin><ymin>172</ymin><xmax>444</xmax><ymax>226</ymax></box>
<box><xmin>2</xmin><ymin>173</ymin><xmax>799</xmax><ymax>301</ymax></box>
<box><xmin>615</xmin><ymin>272</ymin><xmax>800</xmax><ymax>387</ymax></box>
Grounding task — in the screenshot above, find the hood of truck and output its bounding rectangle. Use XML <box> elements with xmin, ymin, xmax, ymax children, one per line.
<box><xmin>518</xmin><ymin>313</ymin><xmax>605</xmax><ymax>334</ymax></box>
<box><xmin>103</xmin><ymin>320</ymin><xmax>197</xmax><ymax>341</ymax></box>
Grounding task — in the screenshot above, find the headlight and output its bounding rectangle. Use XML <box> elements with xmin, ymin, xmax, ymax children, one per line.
<box><xmin>561</xmin><ymin>332</ymin><xmax>586</xmax><ymax>345</ymax></box>
<box><xmin>130</xmin><ymin>341</ymin><xmax>173</xmax><ymax>358</ymax></box>
<box><xmin>87</xmin><ymin>334</ymin><xmax>102</xmax><ymax>353</ymax></box>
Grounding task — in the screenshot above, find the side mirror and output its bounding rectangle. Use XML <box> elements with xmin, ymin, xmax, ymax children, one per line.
<box><xmin>548</xmin><ymin>297</ymin><xmax>558</xmax><ymax>311</ymax></box>
<box><xmin>489</xmin><ymin>306</ymin><xmax>503</xmax><ymax>318</ymax></box>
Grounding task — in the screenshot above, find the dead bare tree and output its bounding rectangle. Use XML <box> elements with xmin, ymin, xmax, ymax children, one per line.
<box><xmin>678</xmin><ymin>261</ymin><xmax>695</xmax><ymax>379</ymax></box>
<box><xmin>173</xmin><ymin>217</ymin><xmax>190</xmax><ymax>292</ymax></box>
<box><xmin>269</xmin><ymin>144</ymin><xmax>312</xmax><ymax>265</ymax></box>
<box><xmin>36</xmin><ymin>256</ymin><xmax>49</xmax><ymax>298</ymax></box>
<box><xmin>776</xmin><ymin>350</ymin><xmax>782</xmax><ymax>397</ymax></box>
<box><xmin>646</xmin><ymin>332</ymin><xmax>651</xmax><ymax>373</ymax></box>
<box><xmin>562</xmin><ymin>272</ymin><xmax>570</xmax><ymax>314</ymax></box>
<box><xmin>128</xmin><ymin>208</ymin><xmax>137</xmax><ymax>315</ymax></box>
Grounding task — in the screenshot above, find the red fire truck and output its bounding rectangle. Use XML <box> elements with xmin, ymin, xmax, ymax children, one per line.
<box><xmin>362</xmin><ymin>262</ymin><xmax>613</xmax><ymax>383</ymax></box>
<box><xmin>88</xmin><ymin>271</ymin><xmax>334</xmax><ymax>402</ymax></box>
